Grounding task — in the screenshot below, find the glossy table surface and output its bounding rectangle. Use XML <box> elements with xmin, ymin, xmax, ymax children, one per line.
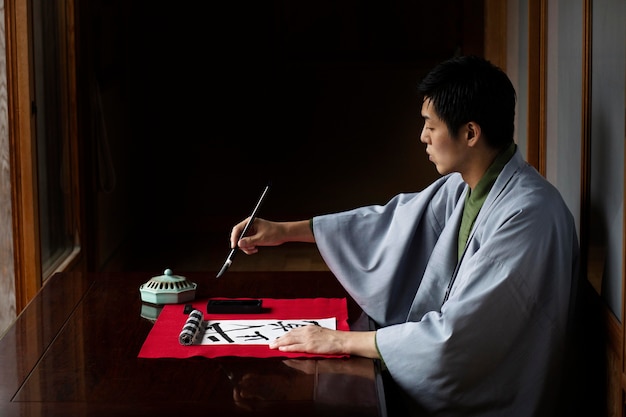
<box><xmin>0</xmin><ymin>270</ymin><xmax>387</xmax><ymax>417</ymax></box>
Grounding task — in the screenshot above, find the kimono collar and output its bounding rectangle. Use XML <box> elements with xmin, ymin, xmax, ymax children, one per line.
<box><xmin>458</xmin><ymin>142</ymin><xmax>517</xmax><ymax>259</ymax></box>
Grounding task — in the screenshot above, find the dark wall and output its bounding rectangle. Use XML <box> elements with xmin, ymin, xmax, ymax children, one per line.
<box><xmin>78</xmin><ymin>0</ymin><xmax>484</xmax><ymax>268</ymax></box>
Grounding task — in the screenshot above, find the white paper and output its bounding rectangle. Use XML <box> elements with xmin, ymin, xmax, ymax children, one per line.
<box><xmin>198</xmin><ymin>317</ymin><xmax>336</xmax><ymax>345</ymax></box>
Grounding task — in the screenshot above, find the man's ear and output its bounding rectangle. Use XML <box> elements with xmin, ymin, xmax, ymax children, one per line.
<box><xmin>465</xmin><ymin>122</ymin><xmax>481</xmax><ymax>145</ymax></box>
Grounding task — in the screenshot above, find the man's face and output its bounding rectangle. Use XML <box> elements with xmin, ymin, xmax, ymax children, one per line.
<box><xmin>420</xmin><ymin>99</ymin><xmax>469</xmax><ymax>176</ymax></box>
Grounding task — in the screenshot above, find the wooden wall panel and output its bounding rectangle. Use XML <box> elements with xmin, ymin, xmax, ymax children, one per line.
<box><xmin>484</xmin><ymin>0</ymin><xmax>507</xmax><ymax>71</ymax></box>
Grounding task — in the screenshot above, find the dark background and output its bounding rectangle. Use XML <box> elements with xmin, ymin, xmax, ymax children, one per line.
<box><xmin>76</xmin><ymin>0</ymin><xmax>484</xmax><ymax>270</ymax></box>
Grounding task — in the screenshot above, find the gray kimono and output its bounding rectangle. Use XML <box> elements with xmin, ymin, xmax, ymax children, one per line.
<box><xmin>313</xmin><ymin>149</ymin><xmax>579</xmax><ymax>416</ymax></box>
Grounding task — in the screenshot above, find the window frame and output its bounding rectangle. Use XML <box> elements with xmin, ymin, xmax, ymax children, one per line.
<box><xmin>5</xmin><ymin>0</ymin><xmax>82</xmax><ymax>313</ymax></box>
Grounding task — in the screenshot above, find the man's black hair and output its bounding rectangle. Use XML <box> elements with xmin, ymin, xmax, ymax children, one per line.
<box><xmin>418</xmin><ymin>55</ymin><xmax>516</xmax><ymax>150</ymax></box>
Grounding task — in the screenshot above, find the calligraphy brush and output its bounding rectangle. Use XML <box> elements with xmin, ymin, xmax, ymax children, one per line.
<box><xmin>216</xmin><ymin>183</ymin><xmax>271</xmax><ymax>278</ymax></box>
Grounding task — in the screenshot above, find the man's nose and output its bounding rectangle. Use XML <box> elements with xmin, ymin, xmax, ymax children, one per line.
<box><xmin>419</xmin><ymin>127</ymin><xmax>428</xmax><ymax>143</ymax></box>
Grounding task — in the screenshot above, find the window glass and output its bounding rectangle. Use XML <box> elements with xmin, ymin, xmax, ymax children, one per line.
<box><xmin>32</xmin><ymin>0</ymin><xmax>77</xmax><ymax>278</ymax></box>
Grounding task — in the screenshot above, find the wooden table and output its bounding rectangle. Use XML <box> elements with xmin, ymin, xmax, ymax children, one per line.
<box><xmin>0</xmin><ymin>271</ymin><xmax>388</xmax><ymax>416</ymax></box>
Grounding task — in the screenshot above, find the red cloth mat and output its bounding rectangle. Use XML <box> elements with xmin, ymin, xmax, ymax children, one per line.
<box><xmin>138</xmin><ymin>297</ymin><xmax>349</xmax><ymax>359</ymax></box>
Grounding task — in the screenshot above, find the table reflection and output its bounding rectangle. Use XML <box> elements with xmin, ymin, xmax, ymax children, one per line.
<box><xmin>219</xmin><ymin>357</ymin><xmax>377</xmax><ymax>413</ymax></box>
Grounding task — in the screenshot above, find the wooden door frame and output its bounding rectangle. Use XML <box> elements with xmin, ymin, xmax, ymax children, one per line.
<box><xmin>5</xmin><ymin>0</ymin><xmax>41</xmax><ymax>311</ymax></box>
<box><xmin>526</xmin><ymin>0</ymin><xmax>547</xmax><ymax>175</ymax></box>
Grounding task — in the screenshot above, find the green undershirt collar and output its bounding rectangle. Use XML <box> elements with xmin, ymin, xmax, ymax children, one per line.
<box><xmin>457</xmin><ymin>142</ymin><xmax>516</xmax><ymax>259</ymax></box>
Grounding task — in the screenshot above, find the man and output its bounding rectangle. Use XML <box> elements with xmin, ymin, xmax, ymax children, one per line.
<box><xmin>228</xmin><ymin>55</ymin><xmax>579</xmax><ymax>416</ymax></box>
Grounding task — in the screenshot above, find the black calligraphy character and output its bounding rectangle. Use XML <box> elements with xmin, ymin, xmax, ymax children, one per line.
<box><xmin>208</xmin><ymin>322</ymin><xmax>235</xmax><ymax>343</ymax></box>
<box><xmin>269</xmin><ymin>320</ymin><xmax>322</xmax><ymax>333</ymax></box>
<box><xmin>238</xmin><ymin>330</ymin><xmax>270</xmax><ymax>342</ymax></box>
